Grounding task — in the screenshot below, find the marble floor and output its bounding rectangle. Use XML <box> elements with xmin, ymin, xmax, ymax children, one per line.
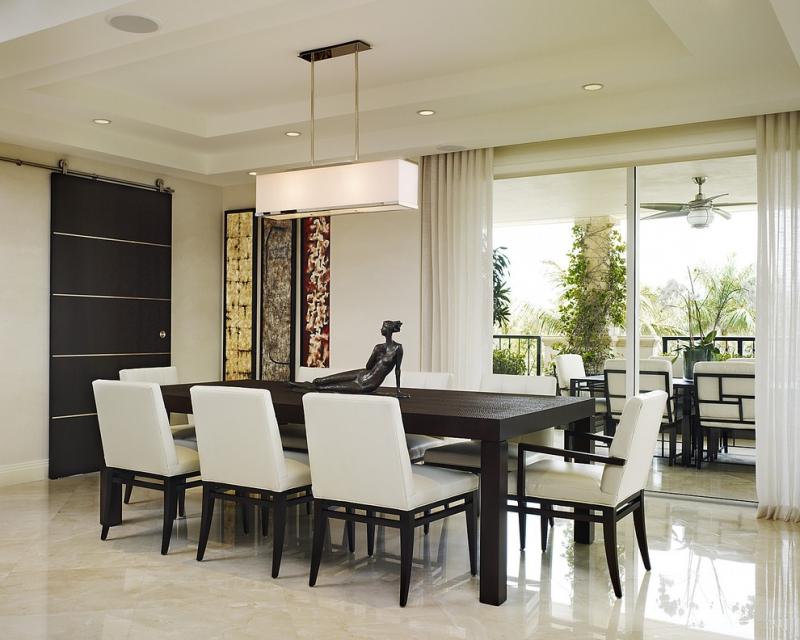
<box><xmin>0</xmin><ymin>474</ymin><xmax>796</xmax><ymax>640</ymax></box>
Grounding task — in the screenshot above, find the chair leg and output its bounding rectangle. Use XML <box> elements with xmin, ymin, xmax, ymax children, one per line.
<box><xmin>632</xmin><ymin>493</ymin><xmax>651</xmax><ymax>571</ymax></box>
<box><xmin>540</xmin><ymin>502</ymin><xmax>549</xmax><ymax>552</ymax></box>
<box><xmin>517</xmin><ymin>463</ymin><xmax>526</xmax><ymax>550</ymax></box>
<box><xmin>196</xmin><ymin>484</ymin><xmax>215</xmax><ymax>561</ymax></box>
<box><xmin>100</xmin><ymin>467</ymin><xmax>121</xmax><ymax>540</ymax></box>
<box><xmin>668</xmin><ymin>428</ymin><xmax>677</xmax><ymax>467</ymax></box>
<box><xmin>423</xmin><ymin>509</ymin><xmax>430</xmax><ymax>535</ymax></box>
<box><xmin>123</xmin><ymin>482</ymin><xmax>133</xmax><ymax>504</ymax></box>
<box><xmin>260</xmin><ymin>492</ymin><xmax>270</xmax><ymax>537</ymax></box>
<box><xmin>399</xmin><ymin>513</ymin><xmax>414</xmax><ymax>607</ymax></box>
<box><xmin>237</xmin><ymin>490</ymin><xmax>249</xmax><ymax>535</ymax></box>
<box><xmin>309</xmin><ymin>501</ymin><xmax>328</xmax><ymax>587</ymax></box>
<box><xmin>161</xmin><ymin>479</ymin><xmax>179</xmax><ymax>555</ymax></box>
<box><xmin>345</xmin><ymin>507</ymin><xmax>355</xmax><ymax>553</ymax></box>
<box><xmin>178</xmin><ymin>486</ymin><xmax>186</xmax><ymax>518</ymax></box>
<box><xmin>696</xmin><ymin>428</ymin><xmax>704</xmax><ymax>469</ymax></box>
<box><xmin>602</xmin><ymin>508</ymin><xmax>622</xmax><ymax>598</ymax></box>
<box><xmin>271</xmin><ymin>494</ymin><xmax>287</xmax><ymax>578</ymax></box>
<box><xmin>366</xmin><ymin>510</ymin><xmax>376</xmax><ymax>557</ymax></box>
<box><xmin>466</xmin><ymin>493</ymin><xmax>478</xmax><ymax>576</ymax></box>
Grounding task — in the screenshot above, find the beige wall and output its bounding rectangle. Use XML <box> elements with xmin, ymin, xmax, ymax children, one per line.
<box><xmin>0</xmin><ymin>142</ymin><xmax>223</xmax><ymax>485</ymax></box>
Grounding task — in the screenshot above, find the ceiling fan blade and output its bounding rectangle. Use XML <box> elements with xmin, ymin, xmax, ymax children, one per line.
<box><xmin>704</xmin><ymin>193</ymin><xmax>729</xmax><ymax>202</ymax></box>
<box><xmin>714</xmin><ymin>201</ymin><xmax>757</xmax><ymax>207</ymax></box>
<box><xmin>712</xmin><ymin>207</ymin><xmax>732</xmax><ymax>220</ymax></box>
<box><xmin>640</xmin><ymin>203</ymin><xmax>685</xmax><ymax>212</ymax></box>
<box><xmin>643</xmin><ymin>210</ymin><xmax>688</xmax><ymax>220</ymax></box>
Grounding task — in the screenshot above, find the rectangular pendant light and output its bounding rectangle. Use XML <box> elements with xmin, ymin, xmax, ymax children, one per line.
<box><xmin>256</xmin><ymin>159</ymin><xmax>418</xmax><ymax>220</ymax></box>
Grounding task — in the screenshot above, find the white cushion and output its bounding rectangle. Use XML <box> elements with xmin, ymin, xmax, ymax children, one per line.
<box><xmin>380</xmin><ymin>371</ymin><xmax>454</xmax><ymax>390</ymax></box>
<box><xmin>191</xmin><ymin>386</ymin><xmax>310</xmax><ymax>493</ymax></box>
<box><xmin>554</xmin><ymin>354</ymin><xmax>586</xmax><ymax>392</ymax></box>
<box><xmin>406</xmin><ymin>434</ymin><xmax>446</xmax><ymax>460</ymax></box>
<box><xmin>283</xmin><ymin>450</ymin><xmax>313</xmax><ymax>490</ymax></box>
<box><xmin>424</xmin><ymin>431</ymin><xmax>556</xmax><ymax>471</ymax></box>
<box><xmin>509</xmin><ymin>459</ymin><xmax>615</xmax><ymax>506</ymax></box>
<box><xmin>174</xmin><ymin>445</ymin><xmax>201</xmax><ymax>475</ymax></box>
<box><xmin>480</xmin><ymin>373</ymin><xmax>556</xmax><ymax>395</ymax></box>
<box><xmin>407</xmin><ymin>465</ymin><xmax>478</xmax><ymax>509</ymax></box>
<box><xmin>119</xmin><ymin>366</ymin><xmax>180</xmax><ymax>385</ymax></box>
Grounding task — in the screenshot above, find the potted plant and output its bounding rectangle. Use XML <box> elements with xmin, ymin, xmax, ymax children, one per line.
<box><xmin>675</xmin><ymin>329</ymin><xmax>720</xmax><ymax>380</ymax></box>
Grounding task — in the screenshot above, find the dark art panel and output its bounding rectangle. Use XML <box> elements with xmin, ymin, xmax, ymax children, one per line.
<box><xmin>300</xmin><ymin>216</ymin><xmax>331</xmax><ymax>368</ymax></box>
<box><xmin>260</xmin><ymin>218</ymin><xmax>296</xmax><ymax>381</ymax></box>
<box><xmin>223</xmin><ymin>210</ymin><xmax>257</xmax><ymax>380</ymax></box>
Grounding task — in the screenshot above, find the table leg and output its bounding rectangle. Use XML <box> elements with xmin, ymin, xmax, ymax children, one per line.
<box><xmin>571</xmin><ymin>417</ymin><xmax>595</xmax><ymax>545</ymax></box>
<box><xmin>680</xmin><ymin>387</ymin><xmax>693</xmax><ymax>466</ymax></box>
<box><xmin>479</xmin><ymin>440</ymin><xmax>508</xmax><ymax>606</ymax></box>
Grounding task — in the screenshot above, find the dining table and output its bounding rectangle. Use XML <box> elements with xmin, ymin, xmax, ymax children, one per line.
<box><xmin>569</xmin><ymin>374</ymin><xmax>696</xmax><ymax>466</ymax></box>
<box><xmin>160</xmin><ymin>379</ymin><xmax>596</xmax><ymax>606</ymax></box>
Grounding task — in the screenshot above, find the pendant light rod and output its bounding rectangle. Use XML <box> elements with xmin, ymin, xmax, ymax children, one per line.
<box><xmin>299</xmin><ymin>40</ymin><xmax>371</xmax><ymax>166</ymax></box>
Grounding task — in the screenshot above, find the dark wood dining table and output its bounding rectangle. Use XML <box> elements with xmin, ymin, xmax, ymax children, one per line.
<box><xmin>161</xmin><ymin>379</ymin><xmax>595</xmax><ymax>606</ymax></box>
<box><xmin>570</xmin><ymin>374</ymin><xmax>695</xmax><ymax>466</ymax></box>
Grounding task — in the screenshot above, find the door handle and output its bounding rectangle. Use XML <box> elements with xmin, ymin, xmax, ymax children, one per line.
<box><xmin>159</xmin><ymin>330</ymin><xmax>167</xmax><ymax>339</ymax></box>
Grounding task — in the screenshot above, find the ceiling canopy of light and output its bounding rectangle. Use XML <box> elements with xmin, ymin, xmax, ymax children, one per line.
<box><xmin>256</xmin><ymin>40</ymin><xmax>419</xmax><ymax>220</ymax></box>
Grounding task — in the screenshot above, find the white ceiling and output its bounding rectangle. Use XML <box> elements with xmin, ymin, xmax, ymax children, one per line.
<box><xmin>494</xmin><ymin>155</ymin><xmax>757</xmax><ymax>224</ymax></box>
<box><xmin>0</xmin><ymin>0</ymin><xmax>798</xmax><ymax>185</ymax></box>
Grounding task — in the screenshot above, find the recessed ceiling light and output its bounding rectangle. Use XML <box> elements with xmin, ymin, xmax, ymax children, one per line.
<box><xmin>582</xmin><ymin>83</ymin><xmax>604</xmax><ymax>92</ymax></box>
<box><xmin>92</xmin><ymin>118</ymin><xmax>112</xmax><ymax>125</ymax></box>
<box><xmin>107</xmin><ymin>15</ymin><xmax>159</xmax><ymax>34</ymax></box>
<box><xmin>285</xmin><ymin>131</ymin><xmax>301</xmax><ymax>137</ymax></box>
<box><xmin>248</xmin><ymin>171</ymin><xmax>258</xmax><ymax>176</ymax></box>
<box><xmin>417</xmin><ymin>109</ymin><xmax>436</xmax><ymax>116</ymax></box>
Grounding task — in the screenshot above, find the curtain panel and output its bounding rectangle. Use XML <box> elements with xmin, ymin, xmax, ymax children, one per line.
<box><xmin>420</xmin><ymin>148</ymin><xmax>493</xmax><ymax>390</ymax></box>
<box><xmin>755</xmin><ymin>112</ymin><xmax>800</xmax><ymax>522</ymax></box>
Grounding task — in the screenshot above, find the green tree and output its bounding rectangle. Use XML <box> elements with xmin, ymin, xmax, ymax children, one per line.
<box><xmin>493</xmin><ymin>246</ymin><xmax>512</xmax><ymax>329</ymax></box>
<box><xmin>553</xmin><ymin>223</ymin><xmax>626</xmax><ymax>373</ymax></box>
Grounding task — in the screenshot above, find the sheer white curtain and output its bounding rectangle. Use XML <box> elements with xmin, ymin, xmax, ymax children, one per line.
<box><xmin>756</xmin><ymin>112</ymin><xmax>800</xmax><ymax>522</ymax></box>
<box><xmin>420</xmin><ymin>148</ymin><xmax>493</xmax><ymax>390</ymax></box>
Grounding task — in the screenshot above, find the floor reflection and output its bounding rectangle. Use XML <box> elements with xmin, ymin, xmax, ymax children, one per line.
<box><xmin>0</xmin><ymin>475</ymin><xmax>796</xmax><ymax>639</ymax></box>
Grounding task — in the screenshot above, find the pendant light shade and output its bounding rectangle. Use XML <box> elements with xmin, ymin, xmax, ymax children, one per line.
<box><xmin>256</xmin><ymin>159</ymin><xmax>418</xmax><ymax>219</ymax></box>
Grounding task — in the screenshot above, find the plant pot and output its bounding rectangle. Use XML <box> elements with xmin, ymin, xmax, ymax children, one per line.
<box><xmin>683</xmin><ymin>346</ymin><xmax>713</xmax><ymax>380</ymax></box>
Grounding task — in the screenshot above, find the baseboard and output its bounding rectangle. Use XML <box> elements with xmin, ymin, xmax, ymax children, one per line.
<box><xmin>0</xmin><ymin>459</ymin><xmax>49</xmax><ymax>487</ymax></box>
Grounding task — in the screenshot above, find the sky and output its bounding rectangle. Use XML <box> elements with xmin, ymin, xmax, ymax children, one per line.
<box><xmin>493</xmin><ymin>208</ymin><xmax>757</xmax><ymax>313</ymax></box>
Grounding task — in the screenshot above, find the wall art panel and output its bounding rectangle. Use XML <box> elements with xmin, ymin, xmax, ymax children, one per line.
<box><xmin>300</xmin><ymin>216</ymin><xmax>331</xmax><ymax>367</ymax></box>
<box><xmin>260</xmin><ymin>218</ymin><xmax>296</xmax><ymax>381</ymax></box>
<box><xmin>223</xmin><ymin>209</ymin><xmax>257</xmax><ymax>380</ymax></box>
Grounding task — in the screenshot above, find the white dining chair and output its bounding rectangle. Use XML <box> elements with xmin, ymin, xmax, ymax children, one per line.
<box><xmin>118</xmin><ymin>366</ymin><xmax>196</xmax><ymax>504</ymax></box>
<box><xmin>649</xmin><ymin>354</ymin><xmax>685</xmax><ymax>379</ymax></box>
<box><xmin>93</xmin><ymin>380</ymin><xmax>202</xmax><ymax>554</ymax></box>
<box><xmin>603</xmin><ymin>359</ymin><xmax>679</xmax><ymax>465</ymax></box>
<box><xmin>190</xmin><ymin>386</ymin><xmax>312</xmax><ymax>578</ymax></box>
<box><xmin>554</xmin><ymin>353</ymin><xmax>608</xmax><ymax>430</ymax></box>
<box><xmin>424</xmin><ymin>373</ymin><xmax>558</xmax><ymax>473</ymax></box>
<box><xmin>302</xmin><ymin>393</ymin><xmax>479</xmax><ymax>607</ymax></box>
<box><xmin>509</xmin><ymin>390</ymin><xmax>667</xmax><ymax>598</ymax></box>
<box><xmin>694</xmin><ymin>361</ymin><xmax>755</xmax><ymax>468</ymax></box>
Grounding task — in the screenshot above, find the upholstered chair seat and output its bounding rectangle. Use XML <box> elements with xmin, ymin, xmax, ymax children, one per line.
<box><xmin>190</xmin><ymin>386</ymin><xmax>313</xmax><ymax>578</ymax></box>
<box><xmin>303</xmin><ymin>392</ymin><xmax>478</xmax><ymax>607</ymax></box>
<box><xmin>93</xmin><ymin>380</ymin><xmax>202</xmax><ymax>554</ymax></box>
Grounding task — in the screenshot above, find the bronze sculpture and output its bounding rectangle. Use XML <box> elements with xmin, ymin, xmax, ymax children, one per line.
<box><xmin>292</xmin><ymin>320</ymin><xmax>405</xmax><ymax>395</ymax></box>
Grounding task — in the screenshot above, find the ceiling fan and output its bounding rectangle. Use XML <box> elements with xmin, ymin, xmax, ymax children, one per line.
<box><xmin>641</xmin><ymin>176</ymin><xmax>756</xmax><ymax>228</ymax></box>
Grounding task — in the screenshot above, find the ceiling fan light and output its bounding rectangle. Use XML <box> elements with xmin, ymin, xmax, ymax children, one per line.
<box><xmin>687</xmin><ymin>206</ymin><xmax>714</xmax><ymax>228</ymax></box>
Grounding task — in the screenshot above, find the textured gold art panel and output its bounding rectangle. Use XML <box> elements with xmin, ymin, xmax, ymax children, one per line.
<box><xmin>224</xmin><ymin>210</ymin><xmax>255</xmax><ymax>380</ymax></box>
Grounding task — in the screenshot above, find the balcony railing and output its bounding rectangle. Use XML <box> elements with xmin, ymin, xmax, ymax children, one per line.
<box><xmin>661</xmin><ymin>335</ymin><xmax>756</xmax><ymax>357</ymax></box>
<box><xmin>493</xmin><ymin>334</ymin><xmax>543</xmax><ymax>375</ymax></box>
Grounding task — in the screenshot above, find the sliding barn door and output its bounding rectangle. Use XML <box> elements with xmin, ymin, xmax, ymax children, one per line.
<box><xmin>49</xmin><ymin>174</ymin><xmax>172</xmax><ymax>478</ymax></box>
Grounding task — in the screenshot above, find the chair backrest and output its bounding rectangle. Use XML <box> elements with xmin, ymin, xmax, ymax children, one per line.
<box><xmin>649</xmin><ymin>354</ymin><xmax>684</xmax><ymax>379</ymax></box>
<box><xmin>190</xmin><ymin>386</ymin><xmax>291</xmax><ymax>491</ymax></box>
<box><xmin>554</xmin><ymin>354</ymin><xmax>586</xmax><ymax>392</ymax></box>
<box><xmin>119</xmin><ymin>366</ymin><xmax>179</xmax><ymax>385</ymax></box>
<box><xmin>380</xmin><ymin>371</ymin><xmax>454</xmax><ymax>389</ymax></box>
<box><xmin>600</xmin><ymin>390</ymin><xmax>668</xmax><ymax>502</ymax></box>
<box><xmin>302</xmin><ymin>393</ymin><xmax>414</xmax><ymax>510</ymax></box>
<box><xmin>694</xmin><ymin>361</ymin><xmax>755</xmax><ymax>428</ymax></box>
<box><xmin>604</xmin><ymin>359</ymin><xmax>673</xmax><ymax>420</ymax></box>
<box><xmin>725</xmin><ymin>358</ymin><xmax>755</xmax><ymax>363</ymax></box>
<box><xmin>92</xmin><ymin>380</ymin><xmax>180</xmax><ymax>476</ymax></box>
<box><xmin>480</xmin><ymin>373</ymin><xmax>556</xmax><ymax>396</ymax></box>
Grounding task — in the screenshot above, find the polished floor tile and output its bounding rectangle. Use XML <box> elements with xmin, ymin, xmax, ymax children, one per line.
<box><xmin>0</xmin><ymin>473</ymin><xmax>796</xmax><ymax>639</ymax></box>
